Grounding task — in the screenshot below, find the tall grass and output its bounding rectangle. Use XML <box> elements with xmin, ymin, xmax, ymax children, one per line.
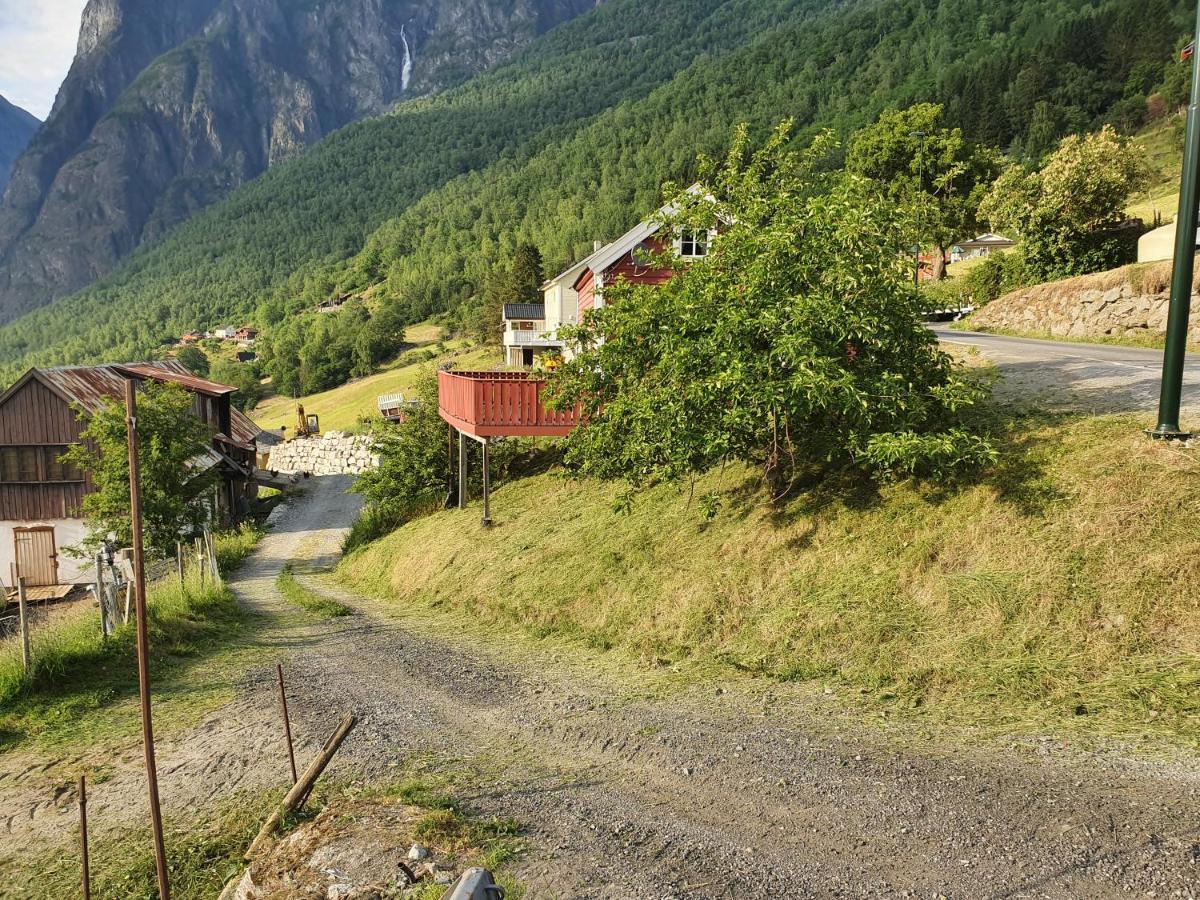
<box><xmin>339</xmin><ymin>413</ymin><xmax>1200</xmax><ymax>743</ymax></box>
<box><xmin>277</xmin><ymin>564</ymin><xmax>351</xmax><ymax>618</ymax></box>
<box><xmin>0</xmin><ymin>571</ymin><xmax>244</xmax><ymax>749</ymax></box>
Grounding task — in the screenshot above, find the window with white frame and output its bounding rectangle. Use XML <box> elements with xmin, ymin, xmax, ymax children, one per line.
<box><xmin>677</xmin><ymin>229</ymin><xmax>711</xmax><ymax>258</ymax></box>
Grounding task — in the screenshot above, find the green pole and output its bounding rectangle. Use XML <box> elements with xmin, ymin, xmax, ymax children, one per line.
<box><xmin>1152</xmin><ymin>7</ymin><xmax>1200</xmax><ymax>439</ymax></box>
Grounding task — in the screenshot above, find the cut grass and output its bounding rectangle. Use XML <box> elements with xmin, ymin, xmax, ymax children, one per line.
<box><xmin>338</xmin><ymin>412</ymin><xmax>1200</xmax><ymax>745</ymax></box>
<box><xmin>277</xmin><ymin>564</ymin><xmax>351</xmax><ymax>618</ymax></box>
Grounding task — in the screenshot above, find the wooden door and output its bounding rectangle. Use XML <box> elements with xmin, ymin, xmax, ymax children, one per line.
<box><xmin>15</xmin><ymin>526</ymin><xmax>57</xmax><ymax>587</ymax></box>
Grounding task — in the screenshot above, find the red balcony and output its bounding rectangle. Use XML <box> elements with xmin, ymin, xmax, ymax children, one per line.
<box><xmin>437</xmin><ymin>370</ymin><xmax>580</xmax><ymax>438</ymax></box>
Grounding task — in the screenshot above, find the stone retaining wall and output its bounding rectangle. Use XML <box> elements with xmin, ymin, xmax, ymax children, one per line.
<box><xmin>967</xmin><ymin>262</ymin><xmax>1200</xmax><ymax>343</ymax></box>
<box><xmin>264</xmin><ymin>432</ymin><xmax>378</xmax><ymax>476</ymax></box>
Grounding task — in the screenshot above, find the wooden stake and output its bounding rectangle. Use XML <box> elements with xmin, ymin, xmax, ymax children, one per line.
<box><xmin>246</xmin><ymin>713</ymin><xmax>356</xmax><ymax>859</ymax></box>
<box><xmin>276</xmin><ymin>664</ymin><xmax>298</xmax><ymax>785</ymax></box>
<box><xmin>125</xmin><ymin>378</ymin><xmax>171</xmax><ymax>900</ymax></box>
<box><xmin>94</xmin><ymin>553</ymin><xmax>109</xmax><ymax>638</ymax></box>
<box><xmin>16</xmin><ymin>577</ymin><xmax>30</xmax><ymax>676</ymax></box>
<box><xmin>79</xmin><ymin>774</ymin><xmax>91</xmax><ymax>900</ymax></box>
<box><xmin>176</xmin><ymin>542</ymin><xmax>184</xmax><ymax>588</ymax></box>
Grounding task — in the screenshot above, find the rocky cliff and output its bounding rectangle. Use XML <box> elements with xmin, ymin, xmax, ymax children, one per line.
<box><xmin>0</xmin><ymin>0</ymin><xmax>596</xmax><ymax>323</ymax></box>
<box><xmin>0</xmin><ymin>96</ymin><xmax>39</xmax><ymax>195</ymax></box>
<box><xmin>965</xmin><ymin>260</ymin><xmax>1200</xmax><ymax>344</ymax></box>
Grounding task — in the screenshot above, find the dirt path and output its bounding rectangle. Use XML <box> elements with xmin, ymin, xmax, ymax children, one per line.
<box><xmin>3</xmin><ymin>475</ymin><xmax>1199</xmax><ymax>898</ymax></box>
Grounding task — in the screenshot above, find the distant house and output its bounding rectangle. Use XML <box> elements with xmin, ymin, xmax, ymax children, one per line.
<box><xmin>179</xmin><ymin>331</ymin><xmax>204</xmax><ymax>344</ymax></box>
<box><xmin>950</xmin><ymin>233</ymin><xmax>1015</xmax><ymax>262</ymax></box>
<box><xmin>0</xmin><ymin>361</ymin><xmax>261</xmax><ymax>587</ymax></box>
<box><xmin>234</xmin><ymin>326</ymin><xmax>258</xmax><ymax>342</ymax></box>
<box><xmin>317</xmin><ymin>293</ymin><xmax>352</xmax><ymax>313</ymax></box>
<box><xmin>211</xmin><ymin>325</ymin><xmax>237</xmax><ymax>340</ymax></box>
<box><xmin>236</xmin><ymin>351</ymin><xmax>257</xmax><ymax>363</ymax></box>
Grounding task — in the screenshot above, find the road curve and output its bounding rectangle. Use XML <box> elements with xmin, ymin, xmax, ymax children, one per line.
<box><xmin>930</xmin><ymin>326</ymin><xmax>1200</xmax><ymax>416</ymax></box>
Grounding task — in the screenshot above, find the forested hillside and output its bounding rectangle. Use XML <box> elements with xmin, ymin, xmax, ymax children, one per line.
<box><xmin>0</xmin><ymin>0</ymin><xmax>1190</xmax><ymax>384</ymax></box>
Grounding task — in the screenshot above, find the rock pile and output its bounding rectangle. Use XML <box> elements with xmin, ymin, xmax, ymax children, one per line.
<box><xmin>265</xmin><ymin>432</ymin><xmax>379</xmax><ymax>476</ymax></box>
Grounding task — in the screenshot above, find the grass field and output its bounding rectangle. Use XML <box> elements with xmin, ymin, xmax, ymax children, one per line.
<box><xmin>0</xmin><ymin>528</ymin><xmax>263</xmax><ymax>754</ymax></box>
<box><xmin>250</xmin><ymin>325</ymin><xmax>500</xmax><ymax>433</ymax></box>
<box><xmin>1128</xmin><ymin>119</ymin><xmax>1183</xmax><ymax>225</ymax></box>
<box><xmin>339</xmin><ymin>411</ymin><xmax>1200</xmax><ymax>746</ymax></box>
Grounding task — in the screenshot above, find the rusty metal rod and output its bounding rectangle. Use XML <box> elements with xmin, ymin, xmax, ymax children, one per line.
<box><xmin>79</xmin><ymin>774</ymin><xmax>91</xmax><ymax>900</ymax></box>
<box><xmin>125</xmin><ymin>379</ymin><xmax>171</xmax><ymax>900</ymax></box>
<box><xmin>276</xmin><ymin>663</ymin><xmax>298</xmax><ymax>785</ymax></box>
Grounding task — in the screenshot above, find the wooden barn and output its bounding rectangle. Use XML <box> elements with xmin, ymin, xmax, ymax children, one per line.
<box><xmin>0</xmin><ymin>361</ymin><xmax>260</xmax><ymax>587</ymax></box>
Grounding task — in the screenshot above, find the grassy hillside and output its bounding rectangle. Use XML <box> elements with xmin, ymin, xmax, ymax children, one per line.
<box><xmin>0</xmin><ymin>0</ymin><xmax>1191</xmax><ymax>382</ymax></box>
<box><xmin>1128</xmin><ymin>120</ymin><xmax>1185</xmax><ymax>225</ymax></box>
<box><xmin>250</xmin><ymin>325</ymin><xmax>499</xmax><ymax>432</ymax></box>
<box><xmin>339</xmin><ymin>413</ymin><xmax>1200</xmax><ymax>744</ymax></box>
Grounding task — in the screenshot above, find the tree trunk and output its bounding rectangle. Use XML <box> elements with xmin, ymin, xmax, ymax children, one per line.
<box><xmin>931</xmin><ymin>245</ymin><xmax>948</xmax><ymax>281</ymax></box>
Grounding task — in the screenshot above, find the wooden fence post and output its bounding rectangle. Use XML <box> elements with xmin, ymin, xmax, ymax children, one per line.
<box><xmin>94</xmin><ymin>552</ymin><xmax>109</xmax><ymax>638</ymax></box>
<box><xmin>176</xmin><ymin>542</ymin><xmax>184</xmax><ymax>587</ymax></box>
<box><xmin>16</xmin><ymin>577</ymin><xmax>30</xmax><ymax>676</ymax></box>
<box><xmin>79</xmin><ymin>774</ymin><xmax>91</xmax><ymax>900</ymax></box>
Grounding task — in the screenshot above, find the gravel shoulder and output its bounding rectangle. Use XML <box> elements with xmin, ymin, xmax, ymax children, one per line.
<box><xmin>3</xmin><ymin>474</ymin><xmax>1198</xmax><ymax>898</ymax></box>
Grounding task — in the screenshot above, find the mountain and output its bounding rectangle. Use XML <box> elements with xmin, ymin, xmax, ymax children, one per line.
<box><xmin>0</xmin><ymin>96</ymin><xmax>39</xmax><ymax>195</ymax></box>
<box><xmin>0</xmin><ymin>0</ymin><xmax>598</xmax><ymax>323</ymax></box>
<box><xmin>0</xmin><ymin>0</ymin><xmax>1190</xmax><ymax>382</ymax></box>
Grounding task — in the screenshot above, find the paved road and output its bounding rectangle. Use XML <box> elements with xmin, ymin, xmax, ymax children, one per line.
<box><xmin>931</xmin><ymin>326</ymin><xmax>1200</xmax><ymax>417</ymax></box>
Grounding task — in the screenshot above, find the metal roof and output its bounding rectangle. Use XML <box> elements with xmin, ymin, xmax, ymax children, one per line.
<box><xmin>503</xmin><ymin>303</ymin><xmax>546</xmax><ymax>320</ymax></box>
<box><xmin>0</xmin><ymin>360</ymin><xmax>262</xmax><ymax>447</ymax></box>
<box><xmin>116</xmin><ymin>362</ymin><xmax>238</xmax><ymax>396</ymax></box>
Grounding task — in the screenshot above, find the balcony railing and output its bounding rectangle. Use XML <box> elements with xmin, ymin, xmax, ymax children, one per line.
<box><xmin>504</xmin><ymin>327</ymin><xmax>562</xmax><ymax>346</ymax></box>
<box><xmin>437</xmin><ymin>369</ymin><xmax>580</xmax><ymax>438</ymax></box>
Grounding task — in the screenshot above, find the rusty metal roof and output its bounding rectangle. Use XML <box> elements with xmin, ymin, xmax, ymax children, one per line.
<box><xmin>2</xmin><ymin>361</ymin><xmax>262</xmax><ymax>446</ymax></box>
<box><xmin>116</xmin><ymin>362</ymin><xmax>237</xmax><ymax>396</ymax></box>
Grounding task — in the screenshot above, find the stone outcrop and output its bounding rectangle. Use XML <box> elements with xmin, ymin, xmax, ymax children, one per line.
<box><xmin>0</xmin><ymin>0</ymin><xmax>597</xmax><ymax>322</ymax></box>
<box><xmin>966</xmin><ymin>260</ymin><xmax>1200</xmax><ymax>344</ymax></box>
<box><xmin>0</xmin><ymin>95</ymin><xmax>39</xmax><ymax>195</ymax></box>
<box><xmin>264</xmin><ymin>432</ymin><xmax>378</xmax><ymax>477</ymax></box>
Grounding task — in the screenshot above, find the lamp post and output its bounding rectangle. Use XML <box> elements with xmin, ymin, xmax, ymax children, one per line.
<box><xmin>910</xmin><ymin>130</ymin><xmax>928</xmax><ymax>287</ymax></box>
<box><xmin>1151</xmin><ymin>12</ymin><xmax>1200</xmax><ymax>440</ymax></box>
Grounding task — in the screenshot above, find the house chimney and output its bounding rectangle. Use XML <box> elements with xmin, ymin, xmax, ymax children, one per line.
<box><xmin>593</xmin><ymin>240</ymin><xmax>603</xmax><ymax>252</ymax></box>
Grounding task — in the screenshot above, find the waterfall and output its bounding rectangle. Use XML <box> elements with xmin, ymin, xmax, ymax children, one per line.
<box><xmin>400</xmin><ymin>25</ymin><xmax>413</xmax><ymax>92</ymax></box>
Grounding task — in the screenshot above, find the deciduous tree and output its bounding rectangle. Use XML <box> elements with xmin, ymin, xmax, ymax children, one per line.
<box><xmin>549</xmin><ymin>122</ymin><xmax>995</xmax><ymax>501</ymax></box>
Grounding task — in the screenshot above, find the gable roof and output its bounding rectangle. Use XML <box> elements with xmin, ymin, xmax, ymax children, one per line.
<box><xmin>0</xmin><ymin>361</ymin><xmax>261</xmax><ymax>447</ymax></box>
<box><xmin>503</xmin><ymin>303</ymin><xmax>546</xmax><ymax>320</ymax></box>
<box><xmin>573</xmin><ymin>184</ymin><xmax>716</xmax><ymax>285</ymax></box>
<box><xmin>956</xmin><ymin>232</ymin><xmax>1015</xmax><ymax>249</ymax></box>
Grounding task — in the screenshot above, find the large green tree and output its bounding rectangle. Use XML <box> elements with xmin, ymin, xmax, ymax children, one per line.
<box><xmin>847</xmin><ymin>103</ymin><xmax>1000</xmax><ymax>280</ymax></box>
<box><xmin>62</xmin><ymin>382</ymin><xmax>220</xmax><ymax>555</ymax></box>
<box><xmin>549</xmin><ymin>122</ymin><xmax>995</xmax><ymax>500</ymax></box>
<box><xmin>980</xmin><ymin>125</ymin><xmax>1148</xmax><ymax>280</ymax></box>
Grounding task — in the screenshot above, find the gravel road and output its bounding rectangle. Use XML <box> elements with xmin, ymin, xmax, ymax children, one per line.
<box><xmin>932</xmin><ymin>326</ymin><xmax>1200</xmax><ymax>417</ymax></box>
<box><xmin>4</xmin><ymin>474</ymin><xmax>1199</xmax><ymax>899</ymax></box>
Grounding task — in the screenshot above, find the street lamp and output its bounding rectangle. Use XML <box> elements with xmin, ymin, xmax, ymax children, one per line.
<box><xmin>1151</xmin><ymin>10</ymin><xmax>1200</xmax><ymax>440</ymax></box>
<box><xmin>910</xmin><ymin>130</ymin><xmax>928</xmax><ymax>287</ymax></box>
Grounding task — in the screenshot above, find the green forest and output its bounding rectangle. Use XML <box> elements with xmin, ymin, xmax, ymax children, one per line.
<box><xmin>0</xmin><ymin>0</ymin><xmax>1191</xmax><ymax>391</ymax></box>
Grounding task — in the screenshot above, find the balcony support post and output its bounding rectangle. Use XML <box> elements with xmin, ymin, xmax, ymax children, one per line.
<box><xmin>481</xmin><ymin>439</ymin><xmax>492</xmax><ymax>528</ymax></box>
<box><xmin>457</xmin><ymin>430</ymin><xmax>467</xmax><ymax>510</ymax></box>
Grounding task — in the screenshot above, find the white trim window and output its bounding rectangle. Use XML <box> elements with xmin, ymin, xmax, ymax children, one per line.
<box><xmin>676</xmin><ymin>229</ymin><xmax>711</xmax><ymax>258</ymax></box>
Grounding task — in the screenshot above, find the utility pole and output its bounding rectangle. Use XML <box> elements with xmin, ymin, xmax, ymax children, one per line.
<box><xmin>125</xmin><ymin>379</ymin><xmax>171</xmax><ymax>900</ymax></box>
<box><xmin>1152</xmin><ymin>11</ymin><xmax>1200</xmax><ymax>440</ymax></box>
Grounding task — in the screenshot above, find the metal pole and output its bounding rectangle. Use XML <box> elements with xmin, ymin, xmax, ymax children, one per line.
<box><xmin>79</xmin><ymin>774</ymin><xmax>91</xmax><ymax>900</ymax></box>
<box><xmin>16</xmin><ymin>576</ymin><xmax>30</xmax><ymax>675</ymax></box>
<box><xmin>276</xmin><ymin>663</ymin><xmax>298</xmax><ymax>785</ymax></box>
<box><xmin>1153</xmin><ymin>9</ymin><xmax>1200</xmax><ymax>439</ymax></box>
<box><xmin>124</xmin><ymin>379</ymin><xmax>171</xmax><ymax>900</ymax></box>
<box><xmin>481</xmin><ymin>439</ymin><xmax>492</xmax><ymax>528</ymax></box>
<box><xmin>457</xmin><ymin>431</ymin><xmax>467</xmax><ymax>510</ymax></box>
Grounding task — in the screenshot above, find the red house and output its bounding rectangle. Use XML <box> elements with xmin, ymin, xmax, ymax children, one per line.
<box><xmin>438</xmin><ymin>188</ymin><xmax>715</xmax><ymax>523</ymax></box>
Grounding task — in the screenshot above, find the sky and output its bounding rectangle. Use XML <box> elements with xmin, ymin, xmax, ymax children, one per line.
<box><xmin>0</xmin><ymin>0</ymin><xmax>88</xmax><ymax>119</ymax></box>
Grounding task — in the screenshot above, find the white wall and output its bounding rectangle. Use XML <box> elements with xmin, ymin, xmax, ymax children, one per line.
<box><xmin>0</xmin><ymin>518</ymin><xmax>91</xmax><ymax>586</ymax></box>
